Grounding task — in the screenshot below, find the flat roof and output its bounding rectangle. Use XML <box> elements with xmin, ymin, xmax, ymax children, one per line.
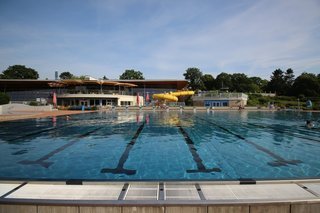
<box><xmin>0</xmin><ymin>79</ymin><xmax>189</xmax><ymax>91</ymax></box>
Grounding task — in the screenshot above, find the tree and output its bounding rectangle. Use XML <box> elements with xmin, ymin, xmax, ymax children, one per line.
<box><xmin>59</xmin><ymin>71</ymin><xmax>74</xmax><ymax>79</ymax></box>
<box><xmin>0</xmin><ymin>65</ymin><xmax>39</xmax><ymax>79</ymax></box>
<box><xmin>215</xmin><ymin>72</ymin><xmax>232</xmax><ymax>91</ymax></box>
<box><xmin>249</xmin><ymin>77</ymin><xmax>268</xmax><ymax>92</ymax></box>
<box><xmin>183</xmin><ymin>67</ymin><xmax>205</xmax><ymax>91</ymax></box>
<box><xmin>78</xmin><ymin>75</ymin><xmax>86</xmax><ymax>80</ymax></box>
<box><xmin>201</xmin><ymin>74</ymin><xmax>215</xmax><ymax>90</ymax></box>
<box><xmin>230</xmin><ymin>73</ymin><xmax>253</xmax><ymax>92</ymax></box>
<box><xmin>102</xmin><ymin>75</ymin><xmax>108</xmax><ymax>80</ymax></box>
<box><xmin>292</xmin><ymin>73</ymin><xmax>320</xmax><ymax>97</ymax></box>
<box><xmin>266</xmin><ymin>69</ymin><xmax>286</xmax><ymax>95</ymax></box>
<box><xmin>0</xmin><ymin>92</ymin><xmax>10</xmax><ymax>105</ymax></box>
<box><xmin>284</xmin><ymin>68</ymin><xmax>295</xmax><ymax>86</ymax></box>
<box><xmin>284</xmin><ymin>68</ymin><xmax>295</xmax><ymax>95</ymax></box>
<box><xmin>119</xmin><ymin>69</ymin><xmax>144</xmax><ymax>80</ymax></box>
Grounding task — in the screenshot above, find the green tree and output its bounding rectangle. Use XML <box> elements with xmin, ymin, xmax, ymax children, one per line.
<box><xmin>102</xmin><ymin>75</ymin><xmax>108</xmax><ymax>80</ymax></box>
<box><xmin>284</xmin><ymin>68</ymin><xmax>295</xmax><ymax>86</ymax></box>
<box><xmin>78</xmin><ymin>75</ymin><xmax>86</xmax><ymax>80</ymax></box>
<box><xmin>0</xmin><ymin>92</ymin><xmax>10</xmax><ymax>105</ymax></box>
<box><xmin>266</xmin><ymin>69</ymin><xmax>286</xmax><ymax>95</ymax></box>
<box><xmin>0</xmin><ymin>65</ymin><xmax>39</xmax><ymax>79</ymax></box>
<box><xmin>215</xmin><ymin>72</ymin><xmax>232</xmax><ymax>91</ymax></box>
<box><xmin>284</xmin><ymin>68</ymin><xmax>295</xmax><ymax>95</ymax></box>
<box><xmin>119</xmin><ymin>69</ymin><xmax>144</xmax><ymax>80</ymax></box>
<box><xmin>249</xmin><ymin>77</ymin><xmax>268</xmax><ymax>92</ymax></box>
<box><xmin>201</xmin><ymin>74</ymin><xmax>215</xmax><ymax>90</ymax></box>
<box><xmin>292</xmin><ymin>73</ymin><xmax>320</xmax><ymax>97</ymax></box>
<box><xmin>59</xmin><ymin>71</ymin><xmax>74</xmax><ymax>79</ymax></box>
<box><xmin>183</xmin><ymin>67</ymin><xmax>205</xmax><ymax>91</ymax></box>
<box><xmin>230</xmin><ymin>73</ymin><xmax>253</xmax><ymax>92</ymax></box>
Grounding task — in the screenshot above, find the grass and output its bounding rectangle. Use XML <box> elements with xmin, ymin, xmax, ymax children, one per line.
<box><xmin>247</xmin><ymin>94</ymin><xmax>320</xmax><ymax>110</ymax></box>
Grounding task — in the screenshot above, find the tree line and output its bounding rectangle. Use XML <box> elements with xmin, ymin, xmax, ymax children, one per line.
<box><xmin>1</xmin><ymin>65</ymin><xmax>319</xmax><ymax>97</ymax></box>
<box><xmin>184</xmin><ymin>67</ymin><xmax>320</xmax><ymax>97</ymax></box>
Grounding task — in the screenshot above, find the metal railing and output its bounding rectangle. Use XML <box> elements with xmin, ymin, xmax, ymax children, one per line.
<box><xmin>195</xmin><ymin>91</ymin><xmax>248</xmax><ymax>99</ymax></box>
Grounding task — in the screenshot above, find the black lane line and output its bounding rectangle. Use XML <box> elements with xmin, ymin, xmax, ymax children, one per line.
<box><xmin>195</xmin><ymin>183</ymin><xmax>206</xmax><ymax>200</ymax></box>
<box><xmin>118</xmin><ymin>183</ymin><xmax>129</xmax><ymax>200</ymax></box>
<box><xmin>198</xmin><ymin>117</ymin><xmax>302</xmax><ymax>167</ymax></box>
<box><xmin>101</xmin><ymin>123</ymin><xmax>145</xmax><ymax>176</ymax></box>
<box><xmin>245</xmin><ymin>122</ymin><xmax>320</xmax><ymax>143</ymax></box>
<box><xmin>18</xmin><ymin>127</ymin><xmax>103</xmax><ymax>168</ymax></box>
<box><xmin>177</xmin><ymin>125</ymin><xmax>221</xmax><ymax>173</ymax></box>
<box><xmin>0</xmin><ymin>182</ymin><xmax>28</xmax><ymax>198</ymax></box>
<box><xmin>158</xmin><ymin>183</ymin><xmax>165</xmax><ymax>200</ymax></box>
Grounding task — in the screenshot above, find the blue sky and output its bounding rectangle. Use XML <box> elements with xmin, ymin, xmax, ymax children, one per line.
<box><xmin>0</xmin><ymin>0</ymin><xmax>319</xmax><ymax>80</ymax></box>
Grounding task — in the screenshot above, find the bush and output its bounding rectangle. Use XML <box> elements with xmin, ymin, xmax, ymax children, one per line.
<box><xmin>0</xmin><ymin>92</ymin><xmax>10</xmax><ymax>105</ymax></box>
<box><xmin>29</xmin><ymin>101</ymin><xmax>40</xmax><ymax>106</ymax></box>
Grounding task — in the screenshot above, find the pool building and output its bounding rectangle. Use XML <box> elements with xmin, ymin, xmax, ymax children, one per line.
<box><xmin>0</xmin><ymin>79</ymin><xmax>188</xmax><ymax>107</ymax></box>
<box><xmin>0</xmin><ymin>78</ymin><xmax>247</xmax><ymax>108</ymax></box>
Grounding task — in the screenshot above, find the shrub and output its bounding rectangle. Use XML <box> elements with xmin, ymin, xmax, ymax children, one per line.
<box><xmin>0</xmin><ymin>92</ymin><xmax>10</xmax><ymax>105</ymax></box>
<box><xmin>29</xmin><ymin>101</ymin><xmax>39</xmax><ymax>106</ymax></box>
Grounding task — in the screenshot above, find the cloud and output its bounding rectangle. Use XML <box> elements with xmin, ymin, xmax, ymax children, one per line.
<box><xmin>0</xmin><ymin>0</ymin><xmax>319</xmax><ymax>79</ymax></box>
<box><xmin>138</xmin><ymin>0</ymin><xmax>320</xmax><ymax>78</ymax></box>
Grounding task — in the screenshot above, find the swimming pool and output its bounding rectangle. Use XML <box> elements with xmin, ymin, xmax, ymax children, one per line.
<box><xmin>0</xmin><ymin>110</ymin><xmax>319</xmax><ymax>181</ymax></box>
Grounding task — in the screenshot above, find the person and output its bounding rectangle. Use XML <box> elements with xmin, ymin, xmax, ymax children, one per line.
<box><xmin>66</xmin><ymin>115</ymin><xmax>71</xmax><ymax>120</ymax></box>
<box><xmin>306</xmin><ymin>120</ymin><xmax>314</xmax><ymax>129</ymax></box>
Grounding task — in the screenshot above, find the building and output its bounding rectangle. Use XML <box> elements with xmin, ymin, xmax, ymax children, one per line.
<box><xmin>0</xmin><ymin>79</ymin><xmax>188</xmax><ymax>107</ymax></box>
<box><xmin>193</xmin><ymin>91</ymin><xmax>248</xmax><ymax>108</ymax></box>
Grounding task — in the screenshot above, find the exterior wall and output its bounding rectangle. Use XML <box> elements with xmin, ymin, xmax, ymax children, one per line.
<box><xmin>57</xmin><ymin>94</ymin><xmax>144</xmax><ymax>107</ymax></box>
<box><xmin>0</xmin><ymin>104</ymin><xmax>53</xmax><ymax>115</ymax></box>
<box><xmin>192</xmin><ymin>93</ymin><xmax>248</xmax><ymax>107</ymax></box>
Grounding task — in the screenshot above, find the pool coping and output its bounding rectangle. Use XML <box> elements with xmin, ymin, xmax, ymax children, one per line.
<box><xmin>1</xmin><ymin>179</ymin><xmax>320</xmax><ymax>206</ymax></box>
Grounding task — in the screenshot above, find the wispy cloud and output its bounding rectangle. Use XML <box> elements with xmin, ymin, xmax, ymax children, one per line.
<box><xmin>0</xmin><ymin>0</ymin><xmax>319</xmax><ymax>79</ymax></box>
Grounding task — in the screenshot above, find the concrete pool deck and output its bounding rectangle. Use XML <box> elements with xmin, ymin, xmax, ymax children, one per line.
<box><xmin>1</xmin><ymin>180</ymin><xmax>320</xmax><ymax>213</ymax></box>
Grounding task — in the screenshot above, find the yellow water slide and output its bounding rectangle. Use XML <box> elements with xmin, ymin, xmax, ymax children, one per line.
<box><xmin>170</xmin><ymin>91</ymin><xmax>195</xmax><ymax>97</ymax></box>
<box><xmin>152</xmin><ymin>90</ymin><xmax>194</xmax><ymax>102</ymax></box>
<box><xmin>152</xmin><ymin>93</ymin><xmax>178</xmax><ymax>102</ymax></box>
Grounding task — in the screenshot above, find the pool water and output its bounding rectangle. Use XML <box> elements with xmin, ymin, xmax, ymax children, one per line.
<box><xmin>0</xmin><ymin>110</ymin><xmax>319</xmax><ymax>181</ymax></box>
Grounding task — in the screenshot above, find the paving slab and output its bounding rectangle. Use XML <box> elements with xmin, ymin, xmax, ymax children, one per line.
<box><xmin>7</xmin><ymin>183</ymin><xmax>123</xmax><ymax>200</ymax></box>
<box><xmin>165</xmin><ymin>183</ymin><xmax>200</xmax><ymax>200</ymax></box>
<box><xmin>0</xmin><ymin>183</ymin><xmax>21</xmax><ymax>197</ymax></box>
<box><xmin>302</xmin><ymin>183</ymin><xmax>320</xmax><ymax>196</ymax></box>
<box><xmin>125</xmin><ymin>183</ymin><xmax>158</xmax><ymax>200</ymax></box>
<box><xmin>200</xmin><ymin>183</ymin><xmax>316</xmax><ymax>200</ymax></box>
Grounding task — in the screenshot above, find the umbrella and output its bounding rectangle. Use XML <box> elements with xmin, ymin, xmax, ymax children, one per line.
<box><xmin>136</xmin><ymin>93</ymin><xmax>140</xmax><ymax>106</ymax></box>
<box><xmin>53</xmin><ymin>92</ymin><xmax>57</xmax><ymax>108</ymax></box>
<box><xmin>146</xmin><ymin>92</ymin><xmax>150</xmax><ymax>102</ymax></box>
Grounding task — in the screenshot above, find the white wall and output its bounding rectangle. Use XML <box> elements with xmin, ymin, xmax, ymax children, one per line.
<box><xmin>0</xmin><ymin>104</ymin><xmax>53</xmax><ymax>115</ymax></box>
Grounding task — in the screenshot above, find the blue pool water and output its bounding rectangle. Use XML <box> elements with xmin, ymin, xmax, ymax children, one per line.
<box><xmin>0</xmin><ymin>110</ymin><xmax>319</xmax><ymax>181</ymax></box>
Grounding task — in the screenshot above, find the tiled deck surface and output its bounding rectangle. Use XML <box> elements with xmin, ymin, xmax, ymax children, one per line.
<box><xmin>1</xmin><ymin>180</ymin><xmax>320</xmax><ymax>212</ymax></box>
